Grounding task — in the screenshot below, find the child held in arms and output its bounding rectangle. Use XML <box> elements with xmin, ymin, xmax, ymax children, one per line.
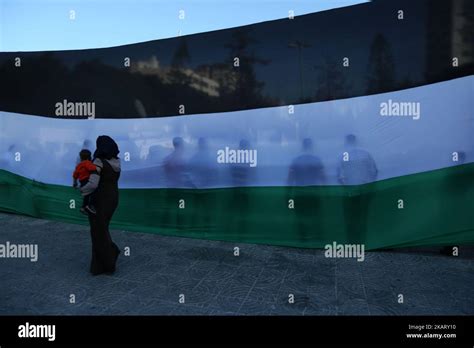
<box><xmin>73</xmin><ymin>149</ymin><xmax>97</xmax><ymax>215</ymax></box>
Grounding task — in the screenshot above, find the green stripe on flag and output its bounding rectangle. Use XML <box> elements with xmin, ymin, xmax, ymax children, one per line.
<box><xmin>1</xmin><ymin>164</ymin><xmax>473</xmax><ymax>250</ymax></box>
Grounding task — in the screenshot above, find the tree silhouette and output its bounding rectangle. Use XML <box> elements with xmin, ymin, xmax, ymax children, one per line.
<box><xmin>224</xmin><ymin>29</ymin><xmax>270</xmax><ymax>108</ymax></box>
<box><xmin>366</xmin><ymin>34</ymin><xmax>396</xmax><ymax>94</ymax></box>
<box><xmin>314</xmin><ymin>57</ymin><xmax>350</xmax><ymax>101</ymax></box>
<box><xmin>460</xmin><ymin>0</ymin><xmax>473</xmax><ymax>58</ymax></box>
<box><xmin>171</xmin><ymin>39</ymin><xmax>191</xmax><ymax>68</ymax></box>
<box><xmin>169</xmin><ymin>39</ymin><xmax>192</xmax><ymax>85</ymax></box>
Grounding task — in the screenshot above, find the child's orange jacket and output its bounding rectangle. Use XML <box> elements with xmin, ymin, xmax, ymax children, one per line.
<box><xmin>73</xmin><ymin>160</ymin><xmax>96</xmax><ymax>182</ymax></box>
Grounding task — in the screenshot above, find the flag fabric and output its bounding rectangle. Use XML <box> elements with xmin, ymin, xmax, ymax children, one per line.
<box><xmin>0</xmin><ymin>0</ymin><xmax>473</xmax><ymax>249</ymax></box>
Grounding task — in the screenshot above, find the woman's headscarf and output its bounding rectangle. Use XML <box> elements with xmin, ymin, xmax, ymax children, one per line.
<box><xmin>93</xmin><ymin>135</ymin><xmax>120</xmax><ymax>160</ymax></box>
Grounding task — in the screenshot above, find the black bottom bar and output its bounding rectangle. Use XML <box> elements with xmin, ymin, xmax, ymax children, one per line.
<box><xmin>0</xmin><ymin>315</ymin><xmax>473</xmax><ymax>345</ymax></box>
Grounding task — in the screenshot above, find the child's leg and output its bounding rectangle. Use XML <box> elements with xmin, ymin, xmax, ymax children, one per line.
<box><xmin>79</xmin><ymin>179</ymin><xmax>90</xmax><ymax>210</ymax></box>
<box><xmin>84</xmin><ymin>192</ymin><xmax>96</xmax><ymax>214</ymax></box>
<box><xmin>88</xmin><ymin>191</ymin><xmax>95</xmax><ymax>207</ymax></box>
<box><xmin>83</xmin><ymin>194</ymin><xmax>91</xmax><ymax>208</ymax></box>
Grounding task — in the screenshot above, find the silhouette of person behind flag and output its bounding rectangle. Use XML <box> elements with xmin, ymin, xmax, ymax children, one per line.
<box><xmin>189</xmin><ymin>137</ymin><xmax>218</xmax><ymax>229</ymax></box>
<box><xmin>162</xmin><ymin>137</ymin><xmax>194</xmax><ymax>231</ymax></box>
<box><xmin>228</xmin><ymin>139</ymin><xmax>254</xmax><ymax>238</ymax></box>
<box><xmin>287</xmin><ymin>138</ymin><xmax>326</xmax><ymax>243</ymax></box>
<box><xmin>337</xmin><ymin>134</ymin><xmax>378</xmax><ymax>245</ymax></box>
<box><xmin>163</xmin><ymin>137</ymin><xmax>194</xmax><ymax>189</ymax></box>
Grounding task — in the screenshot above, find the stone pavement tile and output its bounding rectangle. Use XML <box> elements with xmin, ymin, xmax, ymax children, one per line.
<box><xmin>395</xmin><ymin>277</ymin><xmax>445</xmax><ymax>295</ymax></box>
<box><xmin>139</xmin><ymin>258</ymin><xmax>173</xmax><ymax>274</ymax></box>
<box><xmin>80</xmin><ymin>289</ymin><xmax>130</xmax><ymax>309</ymax></box>
<box><xmin>423</xmin><ymin>289</ymin><xmax>474</xmax><ymax>315</ymax></box>
<box><xmin>285</xmin><ymin>250</ymin><xmax>316</xmax><ymax>264</ymax></box>
<box><xmin>364</xmin><ymin>287</ymin><xmax>421</xmax><ymax>315</ymax></box>
<box><xmin>4</xmin><ymin>273</ymin><xmax>55</xmax><ymax>294</ymax></box>
<box><xmin>337</xmin><ymin>275</ymin><xmax>366</xmax><ymax>304</ymax></box>
<box><xmin>209</xmin><ymin>309</ymin><xmax>240</xmax><ymax>315</ymax></box>
<box><xmin>3</xmin><ymin>291</ymin><xmax>71</xmax><ymax>315</ymax></box>
<box><xmin>449</xmin><ymin>286</ymin><xmax>474</xmax><ymax>302</ymax></box>
<box><xmin>135</xmin><ymin>300</ymin><xmax>181</xmax><ymax>315</ymax></box>
<box><xmin>119</xmin><ymin>253</ymin><xmax>164</xmax><ymax>270</ymax></box>
<box><xmin>336</xmin><ymin>298</ymin><xmax>369</xmax><ymax>315</ymax></box>
<box><xmin>0</xmin><ymin>290</ymin><xmax>44</xmax><ymax>315</ymax></box>
<box><xmin>269</xmin><ymin>302</ymin><xmax>306</xmax><ymax>316</ymax></box>
<box><xmin>164</xmin><ymin>273</ymin><xmax>203</xmax><ymax>289</ymax></box>
<box><xmin>237</xmin><ymin>299</ymin><xmax>275</xmax><ymax>315</ymax></box>
<box><xmin>0</xmin><ymin>303</ymin><xmax>34</xmax><ymax>315</ymax></box>
<box><xmin>303</xmin><ymin>303</ymin><xmax>337</xmax><ymax>315</ymax></box>
<box><xmin>0</xmin><ymin>258</ymin><xmax>37</xmax><ymax>275</ymax></box>
<box><xmin>242</xmin><ymin>249</ymin><xmax>274</xmax><ymax>265</ymax></box>
<box><xmin>278</xmin><ymin>283</ymin><xmax>336</xmax><ymax>314</ymax></box>
<box><xmin>44</xmin><ymin>277</ymin><xmax>139</xmax><ymax>308</ymax></box>
<box><xmin>401</xmin><ymin>304</ymin><xmax>434</xmax><ymax>315</ymax></box>
<box><xmin>391</xmin><ymin>289</ymin><xmax>431</xmax><ymax>308</ymax></box>
<box><xmin>148</xmin><ymin>273</ymin><xmax>198</xmax><ymax>289</ymax></box>
<box><xmin>257</xmin><ymin>267</ymin><xmax>288</xmax><ymax>285</ymax></box>
<box><xmin>427</xmin><ymin>270</ymin><xmax>473</xmax><ymax>291</ymax></box>
<box><xmin>0</xmin><ymin>282</ymin><xmax>22</xmax><ymax>304</ymax></box>
<box><xmin>16</xmin><ymin>256</ymin><xmax>91</xmax><ymax>284</ymax></box>
<box><xmin>309</xmin><ymin>271</ymin><xmax>337</xmax><ymax>288</ymax></box>
<box><xmin>305</xmin><ymin>261</ymin><xmax>334</xmax><ymax>276</ymax></box>
<box><xmin>38</xmin><ymin>276</ymin><xmax>137</xmax><ymax>309</ymax></box>
<box><xmin>280</xmin><ymin>270</ymin><xmax>335</xmax><ymax>295</ymax></box>
<box><xmin>218</xmin><ymin>247</ymin><xmax>267</xmax><ymax>266</ymax></box>
<box><xmin>367</xmin><ymin>303</ymin><xmax>405</xmax><ymax>316</ymax></box>
<box><xmin>426</xmin><ymin>259</ymin><xmax>474</xmax><ymax>279</ymax></box>
<box><xmin>163</xmin><ymin>246</ymin><xmax>195</xmax><ymax>260</ymax></box>
<box><xmin>178</xmin><ymin>289</ymin><xmax>218</xmax><ymax>308</ymax></box>
<box><xmin>336</xmin><ymin>272</ymin><xmax>362</xmax><ymax>290</ymax></box>
<box><xmin>169</xmin><ymin>268</ymin><xmax>214</xmax><ymax>283</ymax></box>
<box><xmin>117</xmin><ymin>237</ymin><xmax>164</xmax><ymax>254</ymax></box>
<box><xmin>186</xmin><ymin>260</ymin><xmax>219</xmax><ymax>279</ymax></box>
<box><xmin>209</xmin><ymin>295</ymin><xmax>246</xmax><ymax>313</ymax></box>
<box><xmin>314</xmin><ymin>248</ymin><xmax>334</xmax><ymax>260</ymax></box>
<box><xmin>276</xmin><ymin>289</ymin><xmax>313</xmax><ymax>311</ymax></box>
<box><xmin>131</xmin><ymin>285</ymin><xmax>181</xmax><ymax>304</ymax></box>
<box><xmin>245</xmin><ymin>270</ymin><xmax>286</xmax><ymax>303</ymax></box>
<box><xmin>109</xmin><ymin>263</ymin><xmax>158</xmax><ymax>284</ymax></box>
<box><xmin>192</xmin><ymin>278</ymin><xmax>231</xmax><ymax>295</ymax></box>
<box><xmin>159</xmin><ymin>262</ymin><xmax>194</xmax><ymax>276</ymax></box>
<box><xmin>60</xmin><ymin>302</ymin><xmax>109</xmax><ymax>315</ymax></box>
<box><xmin>219</xmin><ymin>253</ymin><xmax>247</xmax><ymax>267</ymax></box>
<box><xmin>203</xmin><ymin>264</ymin><xmax>239</xmax><ymax>282</ymax></box>
<box><xmin>130</xmin><ymin>275</ymin><xmax>201</xmax><ymax>303</ymax></box>
<box><xmin>168</xmin><ymin>245</ymin><xmax>228</xmax><ymax>264</ymax></box>
<box><xmin>278</xmin><ymin>280</ymin><xmax>309</xmax><ymax>297</ymax></box>
<box><xmin>336</xmin><ymin>292</ymin><xmax>369</xmax><ymax>315</ymax></box>
<box><xmin>365</xmin><ymin>287</ymin><xmax>397</xmax><ymax>303</ymax></box>
<box><xmin>101</xmin><ymin>293</ymin><xmax>158</xmax><ymax>315</ymax></box>
<box><xmin>335</xmin><ymin>256</ymin><xmax>362</xmax><ymax>269</ymax></box>
<box><xmin>246</xmin><ymin>286</ymin><xmax>279</xmax><ymax>304</ymax></box>
<box><xmin>430</xmin><ymin>301</ymin><xmax>472</xmax><ymax>315</ymax></box>
<box><xmin>359</xmin><ymin>267</ymin><xmax>405</xmax><ymax>292</ymax></box>
<box><xmin>276</xmin><ymin>283</ymin><xmax>337</xmax><ymax>315</ymax></box>
<box><xmin>218</xmin><ymin>279</ymin><xmax>254</xmax><ymax>298</ymax></box>
<box><xmin>230</xmin><ymin>265</ymin><xmax>264</xmax><ymax>286</ymax></box>
<box><xmin>171</xmin><ymin>304</ymin><xmax>214</xmax><ymax>315</ymax></box>
<box><xmin>81</xmin><ymin>274</ymin><xmax>140</xmax><ymax>289</ymax></box>
<box><xmin>264</xmin><ymin>253</ymin><xmax>291</xmax><ymax>270</ymax></box>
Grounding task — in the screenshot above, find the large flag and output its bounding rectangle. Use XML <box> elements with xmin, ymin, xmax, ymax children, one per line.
<box><xmin>1</xmin><ymin>0</ymin><xmax>473</xmax><ymax>249</ymax></box>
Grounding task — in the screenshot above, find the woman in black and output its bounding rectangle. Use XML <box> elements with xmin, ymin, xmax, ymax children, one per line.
<box><xmin>81</xmin><ymin>135</ymin><xmax>121</xmax><ymax>275</ymax></box>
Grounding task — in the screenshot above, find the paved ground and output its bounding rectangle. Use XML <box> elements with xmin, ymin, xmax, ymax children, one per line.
<box><xmin>0</xmin><ymin>212</ymin><xmax>473</xmax><ymax>315</ymax></box>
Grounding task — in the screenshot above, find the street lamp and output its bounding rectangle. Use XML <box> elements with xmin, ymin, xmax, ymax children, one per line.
<box><xmin>288</xmin><ymin>40</ymin><xmax>311</xmax><ymax>101</ymax></box>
